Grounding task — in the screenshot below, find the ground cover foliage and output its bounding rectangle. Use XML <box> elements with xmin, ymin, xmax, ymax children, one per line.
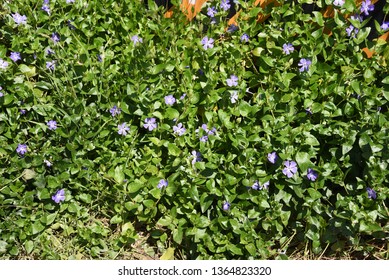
<box><xmin>0</xmin><ymin>0</ymin><xmax>388</xmax><ymax>259</ymax></box>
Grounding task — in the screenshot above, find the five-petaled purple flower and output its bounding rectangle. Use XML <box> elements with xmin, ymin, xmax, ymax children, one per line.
<box><xmin>52</xmin><ymin>189</ymin><xmax>65</xmax><ymax>203</ymax></box>
<box><xmin>51</xmin><ymin>32</ymin><xmax>60</xmax><ymax>43</ymax></box>
<box><xmin>307</xmin><ymin>168</ymin><xmax>318</xmax><ymax>181</ymax></box>
<box><xmin>201</xmin><ymin>36</ymin><xmax>214</xmax><ymax>50</ymax></box>
<box><xmin>283</xmin><ymin>160</ymin><xmax>298</xmax><ymax>178</ymax></box>
<box><xmin>44</xmin><ymin>159</ymin><xmax>52</xmax><ymax>167</ymax></box>
<box><xmin>66</xmin><ymin>0</ymin><xmax>75</xmax><ymax>3</ymax></box>
<box><xmin>333</xmin><ymin>0</ymin><xmax>345</xmax><ymax>6</ymax></box>
<box><xmin>10</xmin><ymin>52</ymin><xmax>21</xmax><ymax>62</ymax></box>
<box><xmin>47</xmin><ymin>120</ymin><xmax>57</xmax><ymax>130</ymax></box>
<box><xmin>164</xmin><ymin>95</ymin><xmax>176</xmax><ymax>106</ymax></box>
<box><xmin>282</xmin><ymin>43</ymin><xmax>294</xmax><ymax>55</ymax></box>
<box><xmin>220</xmin><ymin>0</ymin><xmax>231</xmax><ymax>11</ymax></box>
<box><xmin>360</xmin><ymin>0</ymin><xmax>374</xmax><ymax>16</ymax></box>
<box><xmin>267</xmin><ymin>152</ymin><xmax>278</xmax><ymax>164</ymax></box>
<box><xmin>230</xmin><ymin>91</ymin><xmax>238</xmax><ymax>103</ymax></box>
<box><xmin>0</xmin><ymin>59</ymin><xmax>8</xmax><ymax>69</ymax></box>
<box><xmin>226</xmin><ymin>74</ymin><xmax>238</xmax><ymax>87</ymax></box>
<box><xmin>366</xmin><ymin>187</ymin><xmax>377</xmax><ymax>200</ymax></box>
<box><xmin>143</xmin><ymin>118</ymin><xmax>157</xmax><ymax>131</ymax></box>
<box><xmin>298</xmin><ymin>58</ymin><xmax>311</xmax><ymax>72</ymax></box>
<box><xmin>241</xmin><ymin>33</ymin><xmax>249</xmax><ymax>42</ymax></box>
<box><xmin>110</xmin><ymin>105</ymin><xmax>121</xmax><ymax>117</ymax></box>
<box><xmin>12</xmin><ymin>13</ymin><xmax>27</xmax><ymax>25</ymax></box>
<box><xmin>46</xmin><ymin>48</ymin><xmax>55</xmax><ymax>56</ymax></box>
<box><xmin>173</xmin><ymin>123</ymin><xmax>186</xmax><ymax>136</ymax></box>
<box><xmin>131</xmin><ymin>35</ymin><xmax>143</xmax><ymax>46</ymax></box>
<box><xmin>222</xmin><ymin>201</ymin><xmax>231</xmax><ymax>211</ymax></box>
<box><xmin>207</xmin><ymin>7</ymin><xmax>217</xmax><ymax>17</ymax></box>
<box><xmin>118</xmin><ymin>122</ymin><xmax>130</xmax><ymax>135</ymax></box>
<box><xmin>16</xmin><ymin>144</ymin><xmax>28</xmax><ymax>156</ymax></box>
<box><xmin>200</xmin><ymin>135</ymin><xmax>208</xmax><ymax>142</ymax></box>
<box><xmin>157</xmin><ymin>179</ymin><xmax>168</xmax><ymax>189</ymax></box>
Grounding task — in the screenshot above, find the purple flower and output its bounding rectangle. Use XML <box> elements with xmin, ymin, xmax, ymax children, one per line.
<box><xmin>131</xmin><ymin>35</ymin><xmax>143</xmax><ymax>46</ymax></box>
<box><xmin>346</xmin><ymin>25</ymin><xmax>359</xmax><ymax>37</ymax></box>
<box><xmin>16</xmin><ymin>144</ymin><xmax>28</xmax><ymax>156</ymax></box>
<box><xmin>307</xmin><ymin>168</ymin><xmax>318</xmax><ymax>181</ymax></box>
<box><xmin>360</xmin><ymin>0</ymin><xmax>374</xmax><ymax>16</ymax></box>
<box><xmin>267</xmin><ymin>152</ymin><xmax>278</xmax><ymax>164</ymax></box>
<box><xmin>366</xmin><ymin>187</ymin><xmax>377</xmax><ymax>200</ymax></box>
<box><xmin>42</xmin><ymin>4</ymin><xmax>50</xmax><ymax>14</ymax></box>
<box><xmin>118</xmin><ymin>122</ymin><xmax>130</xmax><ymax>135</ymax></box>
<box><xmin>67</xmin><ymin>20</ymin><xmax>76</xmax><ymax>30</ymax></box>
<box><xmin>12</xmin><ymin>13</ymin><xmax>27</xmax><ymax>25</ymax></box>
<box><xmin>46</xmin><ymin>48</ymin><xmax>55</xmax><ymax>55</ymax></box>
<box><xmin>191</xmin><ymin>150</ymin><xmax>202</xmax><ymax>165</ymax></box>
<box><xmin>157</xmin><ymin>179</ymin><xmax>168</xmax><ymax>189</ymax></box>
<box><xmin>200</xmin><ymin>135</ymin><xmax>208</xmax><ymax>142</ymax></box>
<box><xmin>46</xmin><ymin>60</ymin><xmax>55</xmax><ymax>70</ymax></box>
<box><xmin>44</xmin><ymin>159</ymin><xmax>52</xmax><ymax>167</ymax></box>
<box><xmin>97</xmin><ymin>54</ymin><xmax>102</xmax><ymax>62</ymax></box>
<box><xmin>283</xmin><ymin>160</ymin><xmax>298</xmax><ymax>178</ymax></box>
<box><xmin>52</xmin><ymin>189</ymin><xmax>65</xmax><ymax>203</ymax></box>
<box><xmin>240</xmin><ymin>33</ymin><xmax>249</xmax><ymax>42</ymax></box>
<box><xmin>10</xmin><ymin>52</ymin><xmax>21</xmax><ymax>62</ymax></box>
<box><xmin>20</xmin><ymin>109</ymin><xmax>26</xmax><ymax>115</ymax></box>
<box><xmin>230</xmin><ymin>91</ymin><xmax>238</xmax><ymax>103</ymax></box>
<box><xmin>109</xmin><ymin>105</ymin><xmax>121</xmax><ymax>117</ymax></box>
<box><xmin>220</xmin><ymin>0</ymin><xmax>231</xmax><ymax>11</ymax></box>
<box><xmin>208</xmin><ymin>127</ymin><xmax>217</xmax><ymax>135</ymax></box>
<box><xmin>333</xmin><ymin>0</ymin><xmax>344</xmax><ymax>6</ymax></box>
<box><xmin>381</xmin><ymin>22</ymin><xmax>389</xmax><ymax>31</ymax></box>
<box><xmin>143</xmin><ymin>118</ymin><xmax>157</xmax><ymax>131</ymax></box>
<box><xmin>0</xmin><ymin>86</ymin><xmax>3</xmax><ymax>97</ymax></box>
<box><xmin>164</xmin><ymin>95</ymin><xmax>176</xmax><ymax>106</ymax></box>
<box><xmin>350</xmin><ymin>14</ymin><xmax>363</xmax><ymax>22</ymax></box>
<box><xmin>180</xmin><ymin>93</ymin><xmax>186</xmax><ymax>100</ymax></box>
<box><xmin>201</xmin><ymin>36</ymin><xmax>214</xmax><ymax>50</ymax></box>
<box><xmin>262</xmin><ymin>181</ymin><xmax>270</xmax><ymax>190</ymax></box>
<box><xmin>46</xmin><ymin>120</ymin><xmax>57</xmax><ymax>130</ymax></box>
<box><xmin>0</xmin><ymin>59</ymin><xmax>9</xmax><ymax>69</ymax></box>
<box><xmin>282</xmin><ymin>43</ymin><xmax>294</xmax><ymax>55</ymax></box>
<box><xmin>226</xmin><ymin>74</ymin><xmax>238</xmax><ymax>87</ymax></box>
<box><xmin>227</xmin><ymin>24</ymin><xmax>239</xmax><ymax>33</ymax></box>
<box><xmin>51</xmin><ymin>32</ymin><xmax>60</xmax><ymax>43</ymax></box>
<box><xmin>252</xmin><ymin>181</ymin><xmax>260</xmax><ymax>190</ymax></box>
<box><xmin>222</xmin><ymin>201</ymin><xmax>231</xmax><ymax>211</ymax></box>
<box><xmin>66</xmin><ymin>0</ymin><xmax>75</xmax><ymax>3</ymax></box>
<box><xmin>173</xmin><ymin>123</ymin><xmax>186</xmax><ymax>136</ymax></box>
<box><xmin>305</xmin><ymin>108</ymin><xmax>313</xmax><ymax>115</ymax></box>
<box><xmin>298</xmin><ymin>58</ymin><xmax>311</xmax><ymax>72</ymax></box>
<box><xmin>207</xmin><ymin>7</ymin><xmax>217</xmax><ymax>17</ymax></box>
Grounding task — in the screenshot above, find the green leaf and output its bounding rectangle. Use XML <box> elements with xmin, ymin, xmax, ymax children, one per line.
<box><xmin>128</xmin><ymin>181</ymin><xmax>143</xmax><ymax>193</ymax></box>
<box><xmin>46</xmin><ymin>213</ymin><xmax>57</xmax><ymax>226</ymax></box>
<box><xmin>307</xmin><ymin>188</ymin><xmax>322</xmax><ymax>200</ymax></box>
<box><xmin>114</xmin><ymin>166</ymin><xmax>125</xmax><ymax>183</ymax></box>
<box><xmin>110</xmin><ymin>215</ymin><xmax>123</xmax><ymax>224</ymax></box>
<box><xmin>25</xmin><ymin>240</ymin><xmax>34</xmax><ymax>254</ymax></box>
<box><xmin>295</xmin><ymin>151</ymin><xmax>310</xmax><ymax>172</ymax></box>
<box><xmin>160</xmin><ymin>247</ymin><xmax>175</xmax><ymax>260</ymax></box>
<box><xmin>165</xmin><ymin>108</ymin><xmax>179</xmax><ymax>119</ymax></box>
<box><xmin>168</xmin><ymin>143</ymin><xmax>181</xmax><ymax>156</ymax></box>
<box><xmin>252</xmin><ymin>47</ymin><xmax>264</xmax><ymax>57</ymax></box>
<box><xmin>32</xmin><ymin>221</ymin><xmax>45</xmax><ymax>235</ymax></box>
